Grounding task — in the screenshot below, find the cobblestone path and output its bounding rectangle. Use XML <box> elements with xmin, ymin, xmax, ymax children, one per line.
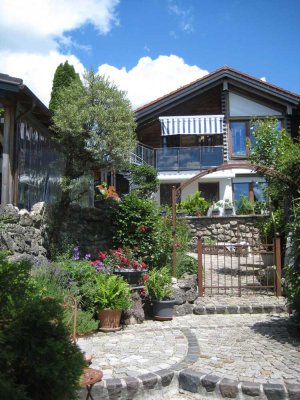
<box><xmin>78</xmin><ymin>313</ymin><xmax>300</xmax><ymax>386</ymax></box>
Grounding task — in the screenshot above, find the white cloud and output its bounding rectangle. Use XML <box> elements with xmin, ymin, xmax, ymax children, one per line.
<box><xmin>0</xmin><ymin>51</ymin><xmax>85</xmax><ymax>106</ymax></box>
<box><xmin>0</xmin><ymin>0</ymin><xmax>119</xmax><ymax>106</ymax></box>
<box><xmin>260</xmin><ymin>77</ymin><xmax>267</xmax><ymax>82</ymax></box>
<box><xmin>97</xmin><ymin>55</ymin><xmax>209</xmax><ymax>108</ymax></box>
<box><xmin>0</xmin><ymin>0</ymin><xmax>119</xmax><ymax>53</ymax></box>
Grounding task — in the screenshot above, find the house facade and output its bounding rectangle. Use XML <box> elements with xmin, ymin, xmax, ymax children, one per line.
<box><xmin>0</xmin><ymin>73</ymin><xmax>64</xmax><ymax>210</ymax></box>
<box><xmin>135</xmin><ymin>66</ymin><xmax>300</xmax><ymax>206</ymax></box>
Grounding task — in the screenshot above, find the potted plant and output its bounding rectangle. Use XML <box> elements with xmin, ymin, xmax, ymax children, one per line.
<box><xmin>94</xmin><ymin>273</ymin><xmax>132</xmax><ymax>332</ymax></box>
<box><xmin>224</xmin><ymin>199</ymin><xmax>234</xmax><ymax>216</ymax></box>
<box><xmin>144</xmin><ymin>267</ymin><xmax>175</xmax><ymax>321</ymax></box>
<box><xmin>211</xmin><ymin>202</ymin><xmax>220</xmax><ymax>216</ymax></box>
<box><xmin>94</xmin><ymin>248</ymin><xmax>148</xmax><ymax>286</ymax></box>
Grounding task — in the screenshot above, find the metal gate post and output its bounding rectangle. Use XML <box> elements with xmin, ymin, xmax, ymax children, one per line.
<box><xmin>198</xmin><ymin>238</ymin><xmax>204</xmax><ymax>297</ymax></box>
<box><xmin>275</xmin><ymin>235</ymin><xmax>282</xmax><ymax>297</ymax></box>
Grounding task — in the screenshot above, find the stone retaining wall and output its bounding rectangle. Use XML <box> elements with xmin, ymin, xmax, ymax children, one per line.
<box><xmin>185</xmin><ymin>215</ymin><xmax>266</xmax><ymax>251</ymax></box>
<box><xmin>0</xmin><ymin>202</ymin><xmax>114</xmax><ymax>264</ymax></box>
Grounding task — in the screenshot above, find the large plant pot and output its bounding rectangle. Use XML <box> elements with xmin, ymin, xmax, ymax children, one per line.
<box><xmin>153</xmin><ymin>299</ymin><xmax>176</xmax><ymax>321</ymax></box>
<box><xmin>97</xmin><ymin>309</ymin><xmax>122</xmax><ymax>332</ymax></box>
<box><xmin>114</xmin><ymin>270</ymin><xmax>146</xmax><ymax>286</ymax></box>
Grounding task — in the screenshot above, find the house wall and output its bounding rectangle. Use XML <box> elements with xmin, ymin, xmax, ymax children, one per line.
<box><xmin>137</xmin><ymin>85</ymin><xmax>223</xmax><ymax>148</ymax></box>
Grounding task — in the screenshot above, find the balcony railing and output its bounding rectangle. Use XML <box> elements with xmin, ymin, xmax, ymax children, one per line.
<box><xmin>159</xmin><ymin>115</ymin><xmax>224</xmax><ymax>136</ymax></box>
<box><xmin>155</xmin><ymin>146</ymin><xmax>224</xmax><ymax>171</ymax></box>
<box><xmin>131</xmin><ymin>143</ymin><xmax>155</xmax><ymax>166</ymax></box>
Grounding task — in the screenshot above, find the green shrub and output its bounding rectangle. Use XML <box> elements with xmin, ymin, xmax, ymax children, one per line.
<box><xmin>129</xmin><ymin>164</ymin><xmax>158</xmax><ymax>198</ymax></box>
<box><xmin>94</xmin><ymin>273</ymin><xmax>132</xmax><ymax>310</ymax></box>
<box><xmin>235</xmin><ymin>195</ymin><xmax>254</xmax><ymax>215</ymax></box>
<box><xmin>112</xmin><ymin>192</ymin><xmax>162</xmax><ymax>266</ymax></box>
<box><xmin>145</xmin><ymin>267</ymin><xmax>173</xmax><ymax>300</ymax></box>
<box><xmin>75</xmin><ymin>309</ymin><xmax>99</xmax><ymax>335</ymax></box>
<box><xmin>58</xmin><ymin>260</ymin><xmax>98</xmax><ymax>311</ymax></box>
<box><xmin>175</xmin><ymin>253</ymin><xmax>198</xmax><ymax>278</ymax></box>
<box><xmin>0</xmin><ymin>252</ymin><xmax>33</xmax><ymax>322</ymax></box>
<box><xmin>1</xmin><ymin>297</ymin><xmax>85</xmax><ymax>400</ymax></box>
<box><xmin>0</xmin><ymin>254</ymin><xmax>85</xmax><ymax>400</ymax></box>
<box><xmin>179</xmin><ymin>191</ymin><xmax>210</xmax><ymax>216</ymax></box>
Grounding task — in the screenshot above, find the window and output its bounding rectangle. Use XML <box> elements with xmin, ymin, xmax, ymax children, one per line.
<box><xmin>233</xmin><ymin>181</ymin><xmax>267</xmax><ymax>203</ymax></box>
<box><xmin>233</xmin><ymin>182</ymin><xmax>249</xmax><ymax>202</ymax></box>
<box><xmin>231</xmin><ymin>122</ymin><xmax>247</xmax><ymax>156</ymax></box>
<box><xmin>230</xmin><ymin>120</ymin><xmax>282</xmax><ymax>158</ymax></box>
<box><xmin>198</xmin><ymin>182</ymin><xmax>219</xmax><ymax>202</ymax></box>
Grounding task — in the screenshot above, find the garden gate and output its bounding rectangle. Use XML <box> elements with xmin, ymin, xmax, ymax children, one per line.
<box><xmin>197</xmin><ymin>234</ymin><xmax>282</xmax><ymax>297</ymax></box>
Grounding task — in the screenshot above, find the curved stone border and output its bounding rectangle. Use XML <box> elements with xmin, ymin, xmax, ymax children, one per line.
<box><xmin>79</xmin><ymin>325</ymin><xmax>299</xmax><ymax>400</ymax></box>
<box><xmin>193</xmin><ymin>303</ymin><xmax>288</xmax><ymax>315</ymax></box>
<box><xmin>79</xmin><ymin>327</ymin><xmax>200</xmax><ymax>400</ymax></box>
<box><xmin>179</xmin><ymin>369</ymin><xmax>300</xmax><ymax>399</ymax></box>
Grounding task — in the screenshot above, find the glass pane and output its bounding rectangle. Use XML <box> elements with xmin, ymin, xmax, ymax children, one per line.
<box><xmin>200</xmin><ymin>147</ymin><xmax>223</xmax><ymax>167</ymax></box>
<box><xmin>178</xmin><ymin>147</ymin><xmax>200</xmax><ymax>170</ymax></box>
<box><xmin>253</xmin><ymin>182</ymin><xmax>267</xmax><ymax>201</ymax></box>
<box><xmin>231</xmin><ymin>122</ymin><xmax>246</xmax><ymax>156</ymax></box>
<box><xmin>233</xmin><ymin>182</ymin><xmax>249</xmax><ymax>202</ymax></box>
<box><xmin>156</xmin><ymin>148</ymin><xmax>178</xmax><ymax>171</ymax></box>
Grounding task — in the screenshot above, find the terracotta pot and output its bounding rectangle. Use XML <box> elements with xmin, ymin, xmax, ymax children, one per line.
<box><xmin>97</xmin><ymin>309</ymin><xmax>122</xmax><ymax>332</ymax></box>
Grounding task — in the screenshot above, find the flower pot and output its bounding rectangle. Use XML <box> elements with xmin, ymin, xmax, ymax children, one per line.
<box><xmin>153</xmin><ymin>299</ymin><xmax>176</xmax><ymax>321</ymax></box>
<box><xmin>212</xmin><ymin>209</ymin><xmax>220</xmax><ymax>216</ymax></box>
<box><xmin>224</xmin><ymin>207</ymin><xmax>234</xmax><ymax>216</ymax></box>
<box><xmin>97</xmin><ymin>309</ymin><xmax>122</xmax><ymax>332</ymax></box>
<box><xmin>113</xmin><ymin>270</ymin><xmax>146</xmax><ymax>286</ymax></box>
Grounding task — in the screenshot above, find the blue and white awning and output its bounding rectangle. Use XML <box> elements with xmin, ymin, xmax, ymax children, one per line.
<box><xmin>159</xmin><ymin>115</ymin><xmax>224</xmax><ymax>136</ymax></box>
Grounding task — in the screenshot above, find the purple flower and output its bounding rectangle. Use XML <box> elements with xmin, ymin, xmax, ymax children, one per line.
<box><xmin>85</xmin><ymin>253</ymin><xmax>91</xmax><ymax>260</ymax></box>
<box><xmin>95</xmin><ymin>261</ymin><xmax>104</xmax><ymax>272</ymax></box>
<box><xmin>73</xmin><ymin>246</ymin><xmax>80</xmax><ymax>261</ymax></box>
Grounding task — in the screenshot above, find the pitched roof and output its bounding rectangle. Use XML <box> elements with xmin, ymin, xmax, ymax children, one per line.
<box><xmin>135</xmin><ymin>65</ymin><xmax>300</xmax><ymax>118</ymax></box>
<box><xmin>0</xmin><ymin>72</ymin><xmax>51</xmax><ymax>125</ymax></box>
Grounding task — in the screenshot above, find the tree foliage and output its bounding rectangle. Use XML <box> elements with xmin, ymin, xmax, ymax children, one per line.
<box><xmin>49</xmin><ymin>61</ymin><xmax>80</xmax><ymax>113</ymax></box>
<box><xmin>250</xmin><ymin>118</ymin><xmax>300</xmax><ymax>313</ymax></box>
<box><xmin>129</xmin><ymin>164</ymin><xmax>158</xmax><ymax>198</ymax></box>
<box><xmin>51</xmin><ymin>69</ymin><xmax>137</xmax><ymax>204</ymax></box>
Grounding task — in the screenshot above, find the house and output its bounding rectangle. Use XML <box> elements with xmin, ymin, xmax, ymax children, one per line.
<box><xmin>0</xmin><ymin>73</ymin><xmax>64</xmax><ymax>210</ymax></box>
<box><xmin>134</xmin><ymin>66</ymin><xmax>300</xmax><ymax>206</ymax></box>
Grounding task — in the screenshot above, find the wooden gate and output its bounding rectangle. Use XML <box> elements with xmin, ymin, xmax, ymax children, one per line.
<box><xmin>197</xmin><ymin>235</ymin><xmax>282</xmax><ymax>297</ymax></box>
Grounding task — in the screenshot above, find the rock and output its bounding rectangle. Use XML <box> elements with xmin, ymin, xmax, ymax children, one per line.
<box><xmin>122</xmin><ymin>292</ymin><xmax>145</xmax><ymax>325</ymax></box>
<box><xmin>186</xmin><ymin>288</ymin><xmax>198</xmax><ymax>303</ymax></box>
<box><xmin>173</xmin><ymin>287</ymin><xmax>187</xmax><ymax>305</ymax></box>
<box><xmin>174</xmin><ymin>303</ymin><xmax>193</xmax><ymax>316</ymax></box>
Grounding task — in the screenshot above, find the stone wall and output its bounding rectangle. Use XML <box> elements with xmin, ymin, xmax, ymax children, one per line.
<box><xmin>0</xmin><ymin>202</ymin><xmax>115</xmax><ymax>264</ymax></box>
<box><xmin>185</xmin><ymin>215</ymin><xmax>266</xmax><ymax>250</ymax></box>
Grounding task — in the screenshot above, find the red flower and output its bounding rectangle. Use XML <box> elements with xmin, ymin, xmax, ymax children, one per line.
<box><xmin>98</xmin><ymin>251</ymin><xmax>106</xmax><ymax>261</ymax></box>
<box><xmin>143</xmin><ymin>273</ymin><xmax>149</xmax><ymax>281</ymax></box>
<box><xmin>141</xmin><ymin>262</ymin><xmax>147</xmax><ymax>269</ymax></box>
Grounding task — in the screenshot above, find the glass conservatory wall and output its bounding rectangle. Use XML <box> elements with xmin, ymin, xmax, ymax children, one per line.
<box><xmin>16</xmin><ymin>119</ymin><xmax>64</xmax><ymax>210</ymax></box>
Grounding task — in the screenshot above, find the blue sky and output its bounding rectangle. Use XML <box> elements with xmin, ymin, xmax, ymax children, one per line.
<box><xmin>0</xmin><ymin>0</ymin><xmax>299</xmax><ymax>108</ymax></box>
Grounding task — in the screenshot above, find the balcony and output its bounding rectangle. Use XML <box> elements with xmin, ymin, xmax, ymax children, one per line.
<box><xmin>159</xmin><ymin>115</ymin><xmax>224</xmax><ymax>136</ymax></box>
<box><xmin>155</xmin><ymin>146</ymin><xmax>224</xmax><ymax>171</ymax></box>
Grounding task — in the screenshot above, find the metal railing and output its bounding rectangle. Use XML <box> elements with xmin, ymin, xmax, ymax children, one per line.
<box><xmin>155</xmin><ymin>146</ymin><xmax>224</xmax><ymax>171</ymax></box>
<box><xmin>131</xmin><ymin>143</ymin><xmax>155</xmax><ymax>166</ymax></box>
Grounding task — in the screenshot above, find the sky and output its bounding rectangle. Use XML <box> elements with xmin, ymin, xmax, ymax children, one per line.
<box><xmin>0</xmin><ymin>0</ymin><xmax>300</xmax><ymax>109</ymax></box>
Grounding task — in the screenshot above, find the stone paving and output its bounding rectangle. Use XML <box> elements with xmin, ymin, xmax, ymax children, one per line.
<box><xmin>78</xmin><ymin>312</ymin><xmax>300</xmax><ymax>387</ymax></box>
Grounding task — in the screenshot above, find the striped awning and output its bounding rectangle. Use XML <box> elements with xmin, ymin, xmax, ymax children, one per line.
<box><xmin>159</xmin><ymin>115</ymin><xmax>224</xmax><ymax>136</ymax></box>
